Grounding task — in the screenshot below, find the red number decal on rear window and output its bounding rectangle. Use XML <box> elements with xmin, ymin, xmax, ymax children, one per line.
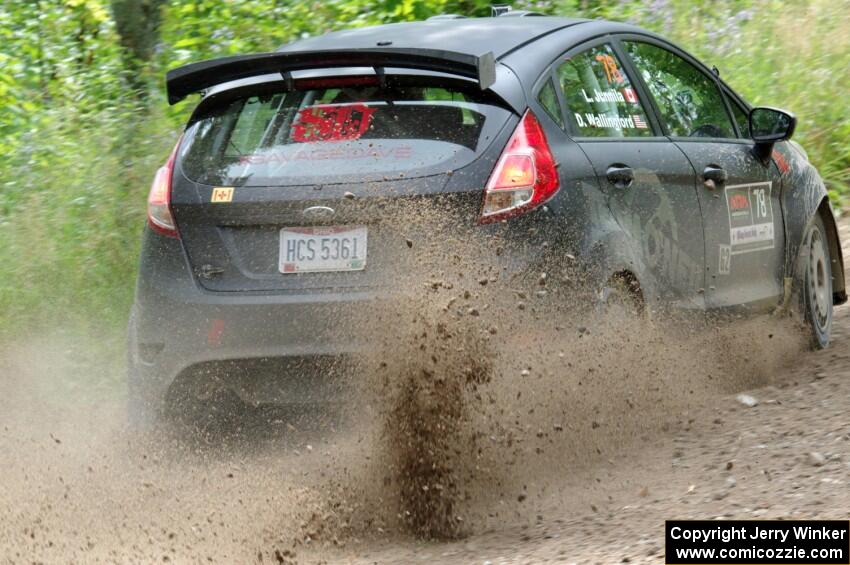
<box><xmin>292</xmin><ymin>103</ymin><xmax>376</xmax><ymax>142</ymax></box>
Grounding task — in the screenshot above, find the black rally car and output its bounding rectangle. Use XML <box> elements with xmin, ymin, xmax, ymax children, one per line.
<box><xmin>129</xmin><ymin>11</ymin><xmax>845</xmax><ymax>428</ymax></box>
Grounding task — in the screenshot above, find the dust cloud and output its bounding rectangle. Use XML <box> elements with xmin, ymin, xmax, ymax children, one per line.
<box><xmin>334</xmin><ymin>208</ymin><xmax>805</xmax><ymax>543</ymax></box>
<box><xmin>0</xmin><ymin>204</ymin><xmax>807</xmax><ymax>562</ymax></box>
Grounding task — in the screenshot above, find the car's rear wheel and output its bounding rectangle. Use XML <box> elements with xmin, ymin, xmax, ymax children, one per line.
<box><xmin>163</xmin><ymin>379</ymin><xmax>340</xmax><ymax>442</ymax></box>
<box><xmin>164</xmin><ymin>380</ymin><xmax>252</xmax><ymax>440</ymax></box>
<box><xmin>600</xmin><ymin>273</ymin><xmax>645</xmax><ymax>319</ymax></box>
<box><xmin>799</xmin><ymin>215</ymin><xmax>833</xmax><ymax>349</ymax></box>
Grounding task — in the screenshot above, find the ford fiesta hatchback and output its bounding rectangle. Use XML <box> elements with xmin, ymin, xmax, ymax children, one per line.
<box><xmin>128</xmin><ymin>11</ymin><xmax>845</xmax><ymax>429</ymax></box>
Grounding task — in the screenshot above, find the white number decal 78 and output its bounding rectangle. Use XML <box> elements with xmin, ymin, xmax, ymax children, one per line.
<box><xmin>753</xmin><ymin>188</ymin><xmax>768</xmax><ymax>219</ymax></box>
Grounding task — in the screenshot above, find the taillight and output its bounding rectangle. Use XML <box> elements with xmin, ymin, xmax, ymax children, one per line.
<box><xmin>147</xmin><ymin>137</ymin><xmax>182</xmax><ymax>238</ymax></box>
<box><xmin>479</xmin><ymin>110</ymin><xmax>560</xmax><ymax>224</ymax></box>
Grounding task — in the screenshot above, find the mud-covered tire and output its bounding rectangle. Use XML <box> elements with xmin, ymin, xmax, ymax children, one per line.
<box><xmin>164</xmin><ymin>385</ymin><xmax>250</xmax><ymax>439</ymax></box>
<box><xmin>799</xmin><ymin>215</ymin><xmax>833</xmax><ymax>349</ymax></box>
<box><xmin>600</xmin><ymin>274</ymin><xmax>645</xmax><ymax>318</ymax></box>
<box><xmin>126</xmin><ymin>309</ymin><xmax>161</xmax><ymax>433</ymax></box>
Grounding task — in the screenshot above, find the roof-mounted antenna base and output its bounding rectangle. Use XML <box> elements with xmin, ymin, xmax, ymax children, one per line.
<box><xmin>491</xmin><ymin>4</ymin><xmax>512</xmax><ymax>17</ymax></box>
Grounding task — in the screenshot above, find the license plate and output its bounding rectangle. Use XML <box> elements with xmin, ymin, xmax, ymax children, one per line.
<box><xmin>279</xmin><ymin>226</ymin><xmax>367</xmax><ymax>273</ymax></box>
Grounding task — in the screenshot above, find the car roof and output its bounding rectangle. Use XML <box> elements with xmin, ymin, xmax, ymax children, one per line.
<box><xmin>277</xmin><ymin>17</ymin><xmax>591</xmax><ymax>58</ymax></box>
<box><xmin>190</xmin><ymin>16</ymin><xmax>726</xmax><ymax>114</ymax></box>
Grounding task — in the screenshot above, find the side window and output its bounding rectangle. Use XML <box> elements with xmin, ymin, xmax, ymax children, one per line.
<box><xmin>623</xmin><ymin>41</ymin><xmax>735</xmax><ymax>139</ymax></box>
<box><xmin>556</xmin><ymin>43</ymin><xmax>653</xmax><ymax>138</ymax></box>
<box><xmin>537</xmin><ymin>78</ymin><xmax>564</xmax><ymax>128</ymax></box>
<box><xmin>726</xmin><ymin>93</ymin><xmax>750</xmax><ymax>138</ymax></box>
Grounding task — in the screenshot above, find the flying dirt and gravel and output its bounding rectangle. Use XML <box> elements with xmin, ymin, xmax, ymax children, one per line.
<box><xmin>0</xmin><ymin>212</ymin><xmax>847</xmax><ymax>564</ymax></box>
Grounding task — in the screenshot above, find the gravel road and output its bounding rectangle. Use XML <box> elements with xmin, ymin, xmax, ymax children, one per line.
<box><xmin>349</xmin><ymin>288</ymin><xmax>850</xmax><ymax>564</ymax></box>
<box><xmin>1</xmin><ymin>221</ymin><xmax>847</xmax><ymax>564</ymax></box>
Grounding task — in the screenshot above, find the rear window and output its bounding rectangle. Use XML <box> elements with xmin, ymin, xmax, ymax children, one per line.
<box><xmin>179</xmin><ymin>84</ymin><xmax>512</xmax><ymax>187</ymax></box>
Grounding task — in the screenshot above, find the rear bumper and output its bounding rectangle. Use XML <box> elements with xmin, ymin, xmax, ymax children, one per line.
<box><xmin>129</xmin><ymin>227</ymin><xmax>379</xmax><ymax>416</ymax></box>
<box><xmin>129</xmin><ymin>207</ymin><xmax>561</xmax><ymax>418</ymax></box>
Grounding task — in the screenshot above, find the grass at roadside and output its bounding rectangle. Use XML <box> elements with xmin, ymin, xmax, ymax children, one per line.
<box><xmin>659</xmin><ymin>0</ymin><xmax>850</xmax><ymax>203</ymax></box>
<box><xmin>0</xmin><ymin>105</ymin><xmax>176</xmax><ymax>340</ymax></box>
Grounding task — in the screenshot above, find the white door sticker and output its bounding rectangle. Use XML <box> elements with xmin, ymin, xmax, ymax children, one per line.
<box><xmin>724</xmin><ymin>182</ymin><xmax>775</xmax><ymax>255</ymax></box>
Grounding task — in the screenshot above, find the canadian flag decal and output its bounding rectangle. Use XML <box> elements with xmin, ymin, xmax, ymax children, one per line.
<box><xmin>622</xmin><ymin>87</ymin><xmax>638</xmax><ymax>104</ymax></box>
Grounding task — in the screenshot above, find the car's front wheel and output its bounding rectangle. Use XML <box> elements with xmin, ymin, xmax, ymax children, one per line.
<box><xmin>799</xmin><ymin>214</ymin><xmax>833</xmax><ymax>349</ymax></box>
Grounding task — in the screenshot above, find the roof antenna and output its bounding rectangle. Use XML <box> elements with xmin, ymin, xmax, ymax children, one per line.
<box><xmin>375</xmin><ymin>66</ymin><xmax>387</xmax><ymax>89</ymax></box>
<box><xmin>492</xmin><ymin>4</ymin><xmax>512</xmax><ymax>17</ymax></box>
<box><xmin>281</xmin><ymin>70</ymin><xmax>294</xmax><ymax>91</ymax></box>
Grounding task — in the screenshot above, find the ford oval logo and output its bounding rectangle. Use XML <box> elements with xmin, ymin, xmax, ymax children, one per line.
<box><xmin>302</xmin><ymin>206</ymin><xmax>335</xmax><ymax>220</ymax></box>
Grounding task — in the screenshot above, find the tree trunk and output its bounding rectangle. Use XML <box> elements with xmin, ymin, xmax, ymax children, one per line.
<box><xmin>111</xmin><ymin>0</ymin><xmax>167</xmax><ymax>94</ymax></box>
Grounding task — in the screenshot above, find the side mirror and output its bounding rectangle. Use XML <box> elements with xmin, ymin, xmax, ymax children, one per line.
<box><xmin>749</xmin><ymin>106</ymin><xmax>796</xmax><ymax>164</ymax></box>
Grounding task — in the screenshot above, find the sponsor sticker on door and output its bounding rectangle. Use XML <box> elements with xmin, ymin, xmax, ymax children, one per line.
<box><xmin>724</xmin><ymin>182</ymin><xmax>774</xmax><ymax>255</ymax></box>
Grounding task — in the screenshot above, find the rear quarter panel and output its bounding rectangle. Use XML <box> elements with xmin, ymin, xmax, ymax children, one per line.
<box><xmin>526</xmin><ymin>91</ymin><xmax>661</xmax><ymax>304</ymax></box>
<box><xmin>508</xmin><ymin>25</ymin><xmax>678</xmax><ymax>305</ymax></box>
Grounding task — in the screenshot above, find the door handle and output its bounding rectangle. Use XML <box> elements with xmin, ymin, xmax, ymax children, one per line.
<box><xmin>703</xmin><ymin>165</ymin><xmax>727</xmax><ymax>189</ymax></box>
<box><xmin>606</xmin><ymin>164</ymin><xmax>634</xmax><ymax>189</ymax></box>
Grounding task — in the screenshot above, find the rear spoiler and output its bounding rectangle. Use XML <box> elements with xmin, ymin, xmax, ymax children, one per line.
<box><xmin>165</xmin><ymin>48</ymin><xmax>497</xmax><ymax>105</ymax></box>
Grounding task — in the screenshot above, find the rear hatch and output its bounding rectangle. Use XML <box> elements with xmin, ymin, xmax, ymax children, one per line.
<box><xmin>172</xmin><ymin>79</ymin><xmax>515</xmax><ymax>292</ymax></box>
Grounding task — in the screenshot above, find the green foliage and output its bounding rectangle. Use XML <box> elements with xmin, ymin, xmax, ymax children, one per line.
<box><xmin>0</xmin><ymin>0</ymin><xmax>848</xmax><ymax>337</ymax></box>
<box><xmin>645</xmin><ymin>0</ymin><xmax>850</xmax><ymax>202</ymax></box>
<box><xmin>0</xmin><ymin>103</ymin><xmax>175</xmax><ymax>336</ymax></box>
